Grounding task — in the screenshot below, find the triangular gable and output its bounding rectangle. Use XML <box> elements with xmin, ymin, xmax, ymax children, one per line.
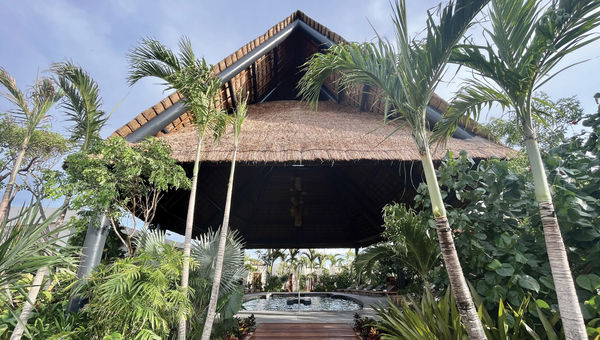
<box><xmin>111</xmin><ymin>10</ymin><xmax>487</xmax><ymax>142</ymax></box>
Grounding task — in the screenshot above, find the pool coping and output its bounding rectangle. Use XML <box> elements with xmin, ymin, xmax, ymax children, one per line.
<box><xmin>237</xmin><ymin>292</ymin><xmax>388</xmax><ymax>324</ymax></box>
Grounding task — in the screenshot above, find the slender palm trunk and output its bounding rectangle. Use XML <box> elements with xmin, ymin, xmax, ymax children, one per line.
<box><xmin>178</xmin><ymin>130</ymin><xmax>204</xmax><ymax>340</ymax></box>
<box><xmin>421</xmin><ymin>149</ymin><xmax>486</xmax><ymax>340</ymax></box>
<box><xmin>0</xmin><ymin>136</ymin><xmax>30</xmax><ymax>225</ymax></box>
<box><xmin>10</xmin><ymin>266</ymin><xmax>47</xmax><ymax>340</ymax></box>
<box><xmin>524</xmin><ymin>138</ymin><xmax>586</xmax><ymax>339</ymax></box>
<box><xmin>200</xmin><ymin>145</ymin><xmax>238</xmax><ymax>340</ymax></box>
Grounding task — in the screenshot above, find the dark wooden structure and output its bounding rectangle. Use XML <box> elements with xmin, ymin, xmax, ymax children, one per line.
<box><xmin>250</xmin><ymin>323</ymin><xmax>360</xmax><ymax>339</ymax></box>
<box><xmin>111</xmin><ymin>11</ymin><xmax>511</xmax><ymax>249</ymax></box>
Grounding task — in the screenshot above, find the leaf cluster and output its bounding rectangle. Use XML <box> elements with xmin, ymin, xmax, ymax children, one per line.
<box><xmin>58</xmin><ymin>136</ymin><xmax>190</xmax><ymax>223</ymax></box>
<box><xmin>188</xmin><ymin>228</ymin><xmax>247</xmax><ymax>338</ymax></box>
<box><xmin>412</xmin><ymin>139</ymin><xmax>599</xmax><ymax>327</ymax></box>
<box><xmin>374</xmin><ymin>287</ymin><xmax>560</xmax><ymax>340</ymax></box>
<box><xmin>434</xmin><ymin>0</ymin><xmax>600</xmax><ymax>143</ymax></box>
<box><xmin>84</xmin><ymin>231</ymin><xmax>189</xmax><ymax>339</ymax></box>
<box><xmin>127</xmin><ymin>37</ymin><xmax>229</xmax><ymax>140</ymax></box>
<box><xmin>298</xmin><ymin>0</ymin><xmax>490</xmax><ymax>152</ymax></box>
<box><xmin>0</xmin><ymin>204</ymin><xmax>74</xmax><ymax>307</ymax></box>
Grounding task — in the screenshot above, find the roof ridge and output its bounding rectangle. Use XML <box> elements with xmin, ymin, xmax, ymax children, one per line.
<box><xmin>110</xmin><ymin>10</ymin><xmax>491</xmax><ymax>142</ymax></box>
<box><xmin>111</xmin><ymin>10</ymin><xmax>346</xmax><ymax>139</ymax></box>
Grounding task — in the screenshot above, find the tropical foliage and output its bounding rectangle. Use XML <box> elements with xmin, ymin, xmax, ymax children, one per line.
<box><xmin>374</xmin><ymin>288</ymin><xmax>561</xmax><ymax>340</ymax></box>
<box><xmin>433</xmin><ymin>0</ymin><xmax>600</xmax><ymax>335</ymax></box>
<box><xmin>0</xmin><ymin>69</ymin><xmax>63</xmax><ymax>223</ymax></box>
<box><xmin>298</xmin><ymin>0</ymin><xmax>491</xmax><ymax>336</ymax></box>
<box><xmin>189</xmin><ymin>228</ymin><xmax>247</xmax><ymax>339</ymax></box>
<box><xmin>83</xmin><ymin>231</ymin><xmax>189</xmax><ymax>339</ymax></box>
<box><xmin>485</xmin><ymin>93</ymin><xmax>585</xmax><ymax>150</ymax></box>
<box><xmin>402</xmin><ymin>94</ymin><xmax>600</xmax><ymax>336</ymax></box>
<box><xmin>0</xmin><ymin>206</ymin><xmax>71</xmax><ymax>306</ymax></box>
<box><xmin>127</xmin><ymin>36</ymin><xmax>229</xmax><ymax>339</ymax></box>
<box><xmin>51</xmin><ymin>137</ymin><xmax>190</xmax><ymax>256</ymax></box>
<box><xmin>356</xmin><ymin>204</ymin><xmax>440</xmax><ymax>290</ymax></box>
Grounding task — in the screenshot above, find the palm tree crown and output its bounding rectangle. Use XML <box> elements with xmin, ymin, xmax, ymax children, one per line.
<box><xmin>298</xmin><ymin>1</ymin><xmax>490</xmax><ymax>338</ymax></box>
<box><xmin>432</xmin><ymin>1</ymin><xmax>600</xmax><ymax>338</ymax></box>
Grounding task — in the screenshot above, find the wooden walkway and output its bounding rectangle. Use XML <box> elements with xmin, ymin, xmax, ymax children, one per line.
<box><xmin>250</xmin><ymin>323</ymin><xmax>360</xmax><ymax>339</ymax></box>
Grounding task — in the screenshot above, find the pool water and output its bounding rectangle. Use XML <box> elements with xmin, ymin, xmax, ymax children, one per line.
<box><xmin>242</xmin><ymin>294</ymin><xmax>362</xmax><ymax>311</ymax></box>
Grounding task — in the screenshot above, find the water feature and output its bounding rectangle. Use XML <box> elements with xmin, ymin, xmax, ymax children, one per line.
<box><xmin>242</xmin><ymin>293</ymin><xmax>362</xmax><ymax>312</ymax></box>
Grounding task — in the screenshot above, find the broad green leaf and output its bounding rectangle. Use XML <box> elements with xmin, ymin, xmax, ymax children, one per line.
<box><xmin>536</xmin><ymin>299</ymin><xmax>550</xmax><ymax>309</ymax></box>
<box><xmin>539</xmin><ymin>276</ymin><xmax>555</xmax><ymax>291</ymax></box>
<box><xmin>515</xmin><ymin>252</ymin><xmax>528</xmax><ymax>264</ymax></box>
<box><xmin>536</xmin><ymin>305</ymin><xmax>558</xmax><ymax>340</ymax></box>
<box><xmin>488</xmin><ymin>259</ymin><xmax>502</xmax><ymax>270</ymax></box>
<box><xmin>576</xmin><ymin>274</ymin><xmax>600</xmax><ymax>292</ymax></box>
<box><xmin>496</xmin><ymin>263</ymin><xmax>515</xmax><ymax>277</ymax></box>
<box><xmin>519</xmin><ymin>275</ymin><xmax>540</xmax><ymax>293</ymax></box>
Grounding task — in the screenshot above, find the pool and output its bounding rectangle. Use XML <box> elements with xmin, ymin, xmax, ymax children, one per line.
<box><xmin>242</xmin><ymin>293</ymin><xmax>363</xmax><ymax>312</ymax></box>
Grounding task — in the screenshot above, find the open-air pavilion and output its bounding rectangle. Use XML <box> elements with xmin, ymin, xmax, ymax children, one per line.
<box><xmin>110</xmin><ymin>11</ymin><xmax>511</xmax><ymax>251</ymax></box>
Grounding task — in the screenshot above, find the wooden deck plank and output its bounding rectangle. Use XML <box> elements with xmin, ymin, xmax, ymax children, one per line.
<box><xmin>251</xmin><ymin>323</ymin><xmax>359</xmax><ymax>339</ymax></box>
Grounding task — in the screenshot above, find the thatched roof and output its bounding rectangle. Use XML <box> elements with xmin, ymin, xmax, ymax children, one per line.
<box><xmin>110</xmin><ymin>10</ymin><xmax>492</xmax><ymax>146</ymax></box>
<box><xmin>160</xmin><ymin>100</ymin><xmax>512</xmax><ymax>163</ymax></box>
<box><xmin>111</xmin><ymin>10</ymin><xmax>512</xmax><ymax>248</ymax></box>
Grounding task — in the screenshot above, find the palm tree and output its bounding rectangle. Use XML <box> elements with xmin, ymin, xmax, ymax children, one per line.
<box><xmin>301</xmin><ymin>249</ymin><xmax>322</xmax><ymax>291</ymax></box>
<box><xmin>298</xmin><ymin>1</ymin><xmax>488</xmax><ymax>337</ymax></box>
<box><xmin>11</xmin><ymin>62</ymin><xmax>108</xmax><ymax>340</ymax></box>
<box><xmin>1</xmin><ymin>205</ymin><xmax>71</xmax><ymax>338</ymax></box>
<box><xmin>200</xmin><ymin>95</ymin><xmax>247</xmax><ymax>340</ymax></box>
<box><xmin>128</xmin><ymin>36</ymin><xmax>228</xmax><ymax>340</ymax></box>
<box><xmin>257</xmin><ymin>248</ymin><xmax>285</xmax><ymax>277</ymax></box>
<box><xmin>284</xmin><ymin>249</ymin><xmax>300</xmax><ymax>291</ymax></box>
<box><xmin>321</xmin><ymin>253</ymin><xmax>341</xmax><ymax>273</ymax></box>
<box><xmin>433</xmin><ymin>1</ymin><xmax>600</xmax><ymax>337</ymax></box>
<box><xmin>189</xmin><ymin>228</ymin><xmax>247</xmax><ymax>338</ymax></box>
<box><xmin>356</xmin><ymin>204</ymin><xmax>440</xmax><ymax>287</ymax></box>
<box><xmin>0</xmin><ymin>69</ymin><xmax>62</xmax><ymax>224</ymax></box>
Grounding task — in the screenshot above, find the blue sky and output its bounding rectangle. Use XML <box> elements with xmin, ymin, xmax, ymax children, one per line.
<box><xmin>1</xmin><ymin>0</ymin><xmax>599</xmax><ymax>138</ymax></box>
<box><xmin>2</xmin><ymin>1</ymin><xmax>598</xmax><ymax>254</ymax></box>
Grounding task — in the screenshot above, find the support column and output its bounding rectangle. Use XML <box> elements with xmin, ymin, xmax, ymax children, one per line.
<box><xmin>67</xmin><ymin>214</ymin><xmax>110</xmax><ymax>312</ymax></box>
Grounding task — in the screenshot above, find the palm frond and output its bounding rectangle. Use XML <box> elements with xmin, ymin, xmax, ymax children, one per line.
<box><xmin>127</xmin><ymin>37</ymin><xmax>182</xmax><ymax>86</ymax></box>
<box><xmin>432</xmin><ymin>79</ymin><xmax>512</xmax><ymax>146</ymax></box>
<box><xmin>450</xmin><ymin>0</ymin><xmax>600</xmax><ymax>132</ymax></box>
<box><xmin>177</xmin><ymin>36</ymin><xmax>196</xmax><ymax>69</ymax></box>
<box><xmin>0</xmin><ymin>68</ymin><xmax>29</xmax><ymax>119</ymax></box>
<box><xmin>52</xmin><ymin>61</ymin><xmax>107</xmax><ymax>150</ymax></box>
<box><xmin>0</xmin><ymin>204</ymin><xmax>73</xmax><ymax>304</ymax></box>
<box><xmin>355</xmin><ymin>245</ymin><xmax>397</xmax><ymax>280</ymax></box>
<box><xmin>533</xmin><ymin>0</ymin><xmax>600</xmax><ymax>88</ymax></box>
<box><xmin>191</xmin><ymin>227</ymin><xmax>246</xmax><ymax>297</ymax></box>
<box><xmin>299</xmin><ymin>0</ymin><xmax>490</xmax><ymax>150</ymax></box>
<box><xmin>135</xmin><ymin>229</ymin><xmax>167</xmax><ymax>257</ymax></box>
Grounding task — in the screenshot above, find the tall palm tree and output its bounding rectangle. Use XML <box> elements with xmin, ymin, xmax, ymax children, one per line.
<box><xmin>433</xmin><ymin>1</ymin><xmax>600</xmax><ymax>337</ymax></box>
<box><xmin>284</xmin><ymin>249</ymin><xmax>300</xmax><ymax>291</ymax></box>
<box><xmin>0</xmin><ymin>69</ymin><xmax>62</xmax><ymax>224</ymax></box>
<box><xmin>258</xmin><ymin>248</ymin><xmax>284</xmax><ymax>277</ymax></box>
<box><xmin>200</xmin><ymin>95</ymin><xmax>247</xmax><ymax>340</ymax></box>
<box><xmin>301</xmin><ymin>249</ymin><xmax>322</xmax><ymax>291</ymax></box>
<box><xmin>11</xmin><ymin>62</ymin><xmax>108</xmax><ymax>340</ymax></box>
<box><xmin>298</xmin><ymin>1</ymin><xmax>488</xmax><ymax>337</ymax></box>
<box><xmin>128</xmin><ymin>36</ymin><xmax>228</xmax><ymax>340</ymax></box>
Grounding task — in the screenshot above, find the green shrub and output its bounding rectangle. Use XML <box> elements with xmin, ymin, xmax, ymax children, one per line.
<box><xmin>264</xmin><ymin>275</ymin><xmax>285</xmax><ymax>292</ymax></box>
<box><xmin>374</xmin><ymin>288</ymin><xmax>560</xmax><ymax>340</ymax></box>
<box><xmin>313</xmin><ymin>271</ymin><xmax>354</xmax><ymax>292</ymax></box>
<box><xmin>83</xmin><ymin>232</ymin><xmax>189</xmax><ymax>339</ymax></box>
